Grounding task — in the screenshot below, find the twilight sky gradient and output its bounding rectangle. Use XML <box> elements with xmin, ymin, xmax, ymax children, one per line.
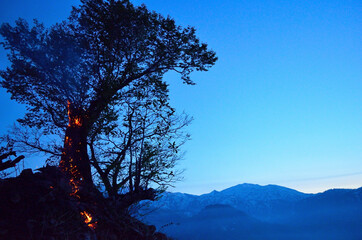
<box><xmin>0</xmin><ymin>0</ymin><xmax>361</xmax><ymax>195</ymax></box>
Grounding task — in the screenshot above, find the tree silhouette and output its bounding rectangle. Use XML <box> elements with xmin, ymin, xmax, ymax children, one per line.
<box><xmin>0</xmin><ymin>0</ymin><xmax>216</xmax><ymax>196</ymax></box>
<box><xmin>0</xmin><ymin>148</ymin><xmax>24</xmax><ymax>173</ymax></box>
<box><xmin>89</xmin><ymin>77</ymin><xmax>191</xmax><ymax>199</ymax></box>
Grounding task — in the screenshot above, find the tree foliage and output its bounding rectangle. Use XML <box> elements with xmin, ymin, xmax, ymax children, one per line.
<box><xmin>0</xmin><ymin>0</ymin><xmax>216</xmax><ymax>134</ymax></box>
<box><xmin>0</xmin><ymin>0</ymin><xmax>217</xmax><ymax>201</ymax></box>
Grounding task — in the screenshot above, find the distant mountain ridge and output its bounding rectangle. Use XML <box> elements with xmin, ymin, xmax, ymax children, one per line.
<box><xmin>141</xmin><ymin>184</ymin><xmax>362</xmax><ymax>240</ymax></box>
<box><xmin>149</xmin><ymin>183</ymin><xmax>310</xmax><ymax>220</ymax></box>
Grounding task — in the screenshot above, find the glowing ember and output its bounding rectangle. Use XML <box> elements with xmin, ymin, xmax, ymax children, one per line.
<box><xmin>67</xmin><ymin>100</ymin><xmax>72</xmax><ymax>125</ymax></box>
<box><xmin>69</xmin><ymin>178</ymin><xmax>80</xmax><ymax>199</ymax></box>
<box><xmin>68</xmin><ymin>116</ymin><xmax>83</xmax><ymax>127</ymax></box>
<box><xmin>80</xmin><ymin>211</ymin><xmax>97</xmax><ymax>229</ymax></box>
<box><xmin>67</xmin><ymin>100</ymin><xmax>83</xmax><ymax>127</ymax></box>
<box><xmin>74</xmin><ymin>117</ymin><xmax>81</xmax><ymax>126</ymax></box>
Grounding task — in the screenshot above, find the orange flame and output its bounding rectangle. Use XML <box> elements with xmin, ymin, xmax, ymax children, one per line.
<box><xmin>74</xmin><ymin>117</ymin><xmax>82</xmax><ymax>126</ymax></box>
<box><xmin>69</xmin><ymin>178</ymin><xmax>80</xmax><ymax>199</ymax></box>
<box><xmin>80</xmin><ymin>211</ymin><xmax>97</xmax><ymax>229</ymax></box>
<box><xmin>67</xmin><ymin>100</ymin><xmax>71</xmax><ymax>125</ymax></box>
<box><xmin>68</xmin><ymin>116</ymin><xmax>82</xmax><ymax>127</ymax></box>
<box><xmin>67</xmin><ymin>100</ymin><xmax>83</xmax><ymax>127</ymax></box>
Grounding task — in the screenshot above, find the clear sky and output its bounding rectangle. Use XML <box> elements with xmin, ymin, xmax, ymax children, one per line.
<box><xmin>0</xmin><ymin>0</ymin><xmax>361</xmax><ymax>195</ymax></box>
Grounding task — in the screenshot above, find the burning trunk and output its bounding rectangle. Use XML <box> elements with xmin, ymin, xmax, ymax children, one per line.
<box><xmin>59</xmin><ymin>101</ymin><xmax>93</xmax><ymax>188</ymax></box>
<box><xmin>59</xmin><ymin>102</ymin><xmax>96</xmax><ymax>229</ymax></box>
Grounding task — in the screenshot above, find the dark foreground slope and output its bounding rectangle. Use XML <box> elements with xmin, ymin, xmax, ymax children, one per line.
<box><xmin>0</xmin><ymin>167</ymin><xmax>169</xmax><ymax>240</ymax></box>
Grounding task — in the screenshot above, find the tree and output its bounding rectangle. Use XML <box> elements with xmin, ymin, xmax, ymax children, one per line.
<box><xmin>90</xmin><ymin>77</ymin><xmax>191</xmax><ymax>199</ymax></box>
<box><xmin>0</xmin><ymin>0</ymin><xmax>216</xmax><ymax>200</ymax></box>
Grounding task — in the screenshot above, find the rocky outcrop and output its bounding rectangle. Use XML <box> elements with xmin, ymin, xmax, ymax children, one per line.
<box><xmin>0</xmin><ymin>167</ymin><xmax>170</xmax><ymax>240</ymax></box>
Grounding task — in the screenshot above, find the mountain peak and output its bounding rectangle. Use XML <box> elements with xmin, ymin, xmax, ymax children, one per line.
<box><xmin>220</xmin><ymin>183</ymin><xmax>307</xmax><ymax>197</ymax></box>
<box><xmin>148</xmin><ymin>183</ymin><xmax>311</xmax><ymax>220</ymax></box>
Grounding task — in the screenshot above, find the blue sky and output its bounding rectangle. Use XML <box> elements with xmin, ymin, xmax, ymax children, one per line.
<box><xmin>0</xmin><ymin>0</ymin><xmax>361</xmax><ymax>194</ymax></box>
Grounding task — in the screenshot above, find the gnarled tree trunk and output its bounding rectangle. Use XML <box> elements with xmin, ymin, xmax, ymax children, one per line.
<box><xmin>59</xmin><ymin>101</ymin><xmax>93</xmax><ymax>187</ymax></box>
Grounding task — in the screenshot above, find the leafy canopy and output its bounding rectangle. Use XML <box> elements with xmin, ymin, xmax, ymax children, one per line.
<box><xmin>0</xmin><ymin>0</ymin><xmax>217</xmax><ymax>135</ymax></box>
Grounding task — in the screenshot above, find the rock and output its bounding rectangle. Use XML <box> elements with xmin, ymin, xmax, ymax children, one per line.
<box><xmin>19</xmin><ymin>168</ymin><xmax>33</xmax><ymax>177</ymax></box>
<box><xmin>0</xmin><ymin>165</ymin><xmax>172</xmax><ymax>240</ymax></box>
<box><xmin>10</xmin><ymin>191</ymin><xmax>21</xmax><ymax>203</ymax></box>
<box><xmin>153</xmin><ymin>232</ymin><xmax>170</xmax><ymax>240</ymax></box>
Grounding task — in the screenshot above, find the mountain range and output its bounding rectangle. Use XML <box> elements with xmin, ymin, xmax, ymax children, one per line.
<box><xmin>139</xmin><ymin>183</ymin><xmax>362</xmax><ymax>240</ymax></box>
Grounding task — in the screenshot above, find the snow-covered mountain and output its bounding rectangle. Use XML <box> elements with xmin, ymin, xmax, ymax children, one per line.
<box><xmin>148</xmin><ymin>183</ymin><xmax>309</xmax><ymax>220</ymax></box>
